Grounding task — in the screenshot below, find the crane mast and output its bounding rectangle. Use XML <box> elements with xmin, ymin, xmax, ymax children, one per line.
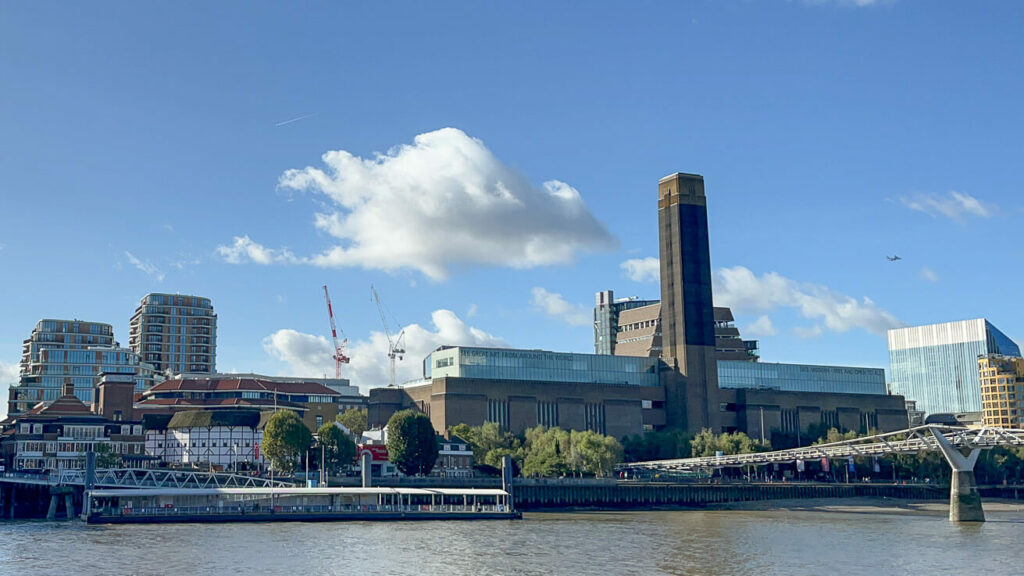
<box><xmin>371</xmin><ymin>285</ymin><xmax>405</xmax><ymax>387</ymax></box>
<box><xmin>323</xmin><ymin>285</ymin><xmax>349</xmax><ymax>379</ymax></box>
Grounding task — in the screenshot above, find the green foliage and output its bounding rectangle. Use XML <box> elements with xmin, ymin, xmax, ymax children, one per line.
<box><xmin>812</xmin><ymin>428</ymin><xmax>860</xmax><ymax>446</ymax></box>
<box><xmin>336</xmin><ymin>408</ymin><xmax>368</xmax><ymax>438</ymax></box>
<box><xmin>449</xmin><ymin>421</ymin><xmax>522</xmax><ymax>462</ymax></box>
<box><xmin>622</xmin><ymin>429</ymin><xmax>691</xmax><ymax>462</ymax></box>
<box><xmin>691</xmin><ymin>428</ymin><xmax>769</xmax><ymax>457</ymax></box>
<box><xmin>523</xmin><ymin>426</ymin><xmax>571</xmax><ymax>477</ymax></box>
<box><xmin>93</xmin><ymin>443</ymin><xmax>121</xmax><ymax>468</ymax></box>
<box><xmin>977</xmin><ymin>446</ymin><xmax>1024</xmax><ymax>484</ymax></box>
<box><xmin>447</xmin><ymin>422</ymin><xmax>626</xmax><ymax>478</ymax></box>
<box><xmin>387</xmin><ymin>410</ymin><xmax>439</xmax><ymax>476</ymax></box>
<box><xmin>318</xmin><ymin>422</ymin><xmax>356</xmax><ymax>474</ymax></box>
<box><xmin>570</xmin><ymin>430</ymin><xmax>624</xmax><ymax>477</ymax></box>
<box><xmin>263</xmin><ymin>410</ymin><xmax>313</xmax><ymax>475</ymax></box>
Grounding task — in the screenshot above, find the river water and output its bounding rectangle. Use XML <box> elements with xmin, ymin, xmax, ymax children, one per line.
<box><xmin>2</xmin><ymin>503</ymin><xmax>1023</xmax><ymax>575</ymax></box>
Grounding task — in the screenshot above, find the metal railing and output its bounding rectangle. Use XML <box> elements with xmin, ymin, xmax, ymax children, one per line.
<box><xmin>0</xmin><ymin>468</ymin><xmax>296</xmax><ymax>489</ymax></box>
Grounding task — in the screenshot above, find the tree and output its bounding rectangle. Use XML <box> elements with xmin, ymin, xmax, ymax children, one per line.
<box><xmin>690</xmin><ymin>428</ymin><xmax>768</xmax><ymax>458</ymax></box>
<box><xmin>93</xmin><ymin>443</ymin><xmax>121</xmax><ymax>468</ymax></box>
<box><xmin>263</xmin><ymin>410</ymin><xmax>313</xmax><ymax>475</ymax></box>
<box><xmin>336</xmin><ymin>408</ymin><xmax>368</xmax><ymax>438</ymax></box>
<box><xmin>318</xmin><ymin>422</ymin><xmax>356</xmax><ymax>475</ymax></box>
<box><xmin>449</xmin><ymin>421</ymin><xmax>522</xmax><ymax>464</ymax></box>
<box><xmin>387</xmin><ymin>409</ymin><xmax>439</xmax><ymax>476</ymax></box>
<box><xmin>522</xmin><ymin>426</ymin><xmax>571</xmax><ymax>477</ymax></box>
<box><xmin>569</xmin><ymin>430</ymin><xmax>623</xmax><ymax>477</ymax></box>
<box><xmin>623</xmin><ymin>429</ymin><xmax>691</xmax><ymax>462</ymax></box>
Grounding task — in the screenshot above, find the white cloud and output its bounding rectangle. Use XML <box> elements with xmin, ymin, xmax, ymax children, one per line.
<box><xmin>162</xmin><ymin>223</ymin><xmax>175</xmax><ymax>232</ymax></box>
<box><xmin>920</xmin><ymin>267</ymin><xmax>939</xmax><ymax>283</ymax></box>
<box><xmin>216</xmin><ymin>236</ymin><xmax>303</xmax><ymax>265</ymax></box>
<box><xmin>263</xmin><ymin>309</ymin><xmax>506</xmax><ymax>391</ymax></box>
<box><xmin>530</xmin><ymin>287</ymin><xmax>591</xmax><ymax>327</ymax></box>
<box><xmin>900</xmin><ymin>191</ymin><xmax>995</xmax><ymax>221</ymax></box>
<box><xmin>713</xmin><ymin>266</ymin><xmax>902</xmax><ymax>336</ymax></box>
<box><xmin>794</xmin><ymin>325</ymin><xmax>824</xmax><ymax>339</ymax></box>
<box><xmin>744</xmin><ymin>315</ymin><xmax>777</xmax><ymax>337</ymax></box>
<box><xmin>221</xmin><ymin>128</ymin><xmax>617</xmax><ymax>280</ymax></box>
<box><xmin>0</xmin><ymin>361</ymin><xmax>18</xmax><ymax>385</ymax></box>
<box><xmin>125</xmin><ymin>251</ymin><xmax>165</xmax><ymax>282</ymax></box>
<box><xmin>466</xmin><ymin>304</ymin><xmax>479</xmax><ymax>318</ymax></box>
<box><xmin>620</xmin><ymin>257</ymin><xmax>660</xmax><ymax>283</ymax></box>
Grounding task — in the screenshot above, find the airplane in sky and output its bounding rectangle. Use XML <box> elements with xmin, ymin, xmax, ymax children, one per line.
<box><xmin>887</xmin><ymin>255</ymin><xmax>902</xmax><ymax>262</ymax></box>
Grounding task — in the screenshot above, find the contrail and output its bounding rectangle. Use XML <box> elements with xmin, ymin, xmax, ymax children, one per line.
<box><xmin>275</xmin><ymin>113</ymin><xmax>316</xmax><ymax>127</ymax></box>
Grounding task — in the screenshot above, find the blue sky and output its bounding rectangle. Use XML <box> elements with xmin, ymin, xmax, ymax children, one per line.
<box><xmin>2</xmin><ymin>1</ymin><xmax>1023</xmax><ymax>415</ymax></box>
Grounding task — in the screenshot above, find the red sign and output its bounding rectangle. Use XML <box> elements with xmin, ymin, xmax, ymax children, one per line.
<box><xmin>357</xmin><ymin>444</ymin><xmax>389</xmax><ymax>462</ymax></box>
<box><xmin>254</xmin><ymin>442</ymin><xmax>260</xmax><ymax>460</ymax></box>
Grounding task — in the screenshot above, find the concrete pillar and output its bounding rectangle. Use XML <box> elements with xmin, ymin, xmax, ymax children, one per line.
<box><xmin>47</xmin><ymin>494</ymin><xmax>58</xmax><ymax>520</ymax></box>
<box><xmin>950</xmin><ymin>471</ymin><xmax>985</xmax><ymax>522</ymax></box>
<box><xmin>931</xmin><ymin>429</ymin><xmax>984</xmax><ymax>523</ymax></box>
<box><xmin>361</xmin><ymin>452</ymin><xmax>372</xmax><ymax>488</ymax></box>
<box><xmin>65</xmin><ymin>494</ymin><xmax>75</xmax><ymax>520</ymax></box>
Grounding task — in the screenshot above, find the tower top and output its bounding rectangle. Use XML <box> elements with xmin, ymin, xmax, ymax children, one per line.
<box><xmin>658</xmin><ymin>172</ymin><xmax>706</xmax><ymax>207</ymax></box>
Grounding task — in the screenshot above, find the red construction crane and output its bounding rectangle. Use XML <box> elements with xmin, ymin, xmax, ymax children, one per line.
<box><xmin>322</xmin><ymin>285</ymin><xmax>350</xmax><ymax>378</ymax></box>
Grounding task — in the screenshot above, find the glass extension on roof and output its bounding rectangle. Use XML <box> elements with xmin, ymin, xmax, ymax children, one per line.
<box><xmin>423</xmin><ymin>347</ymin><xmax>660</xmax><ymax>387</ymax></box>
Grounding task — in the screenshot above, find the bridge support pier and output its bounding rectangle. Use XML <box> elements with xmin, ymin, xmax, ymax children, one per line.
<box><xmin>46</xmin><ymin>494</ymin><xmax>58</xmax><ymax>520</ymax></box>
<box><xmin>931</xmin><ymin>429</ymin><xmax>984</xmax><ymax>522</ymax></box>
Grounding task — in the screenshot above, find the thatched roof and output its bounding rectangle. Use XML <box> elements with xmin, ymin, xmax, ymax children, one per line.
<box><xmin>167</xmin><ymin>410</ymin><xmax>264</xmax><ymax>430</ymax></box>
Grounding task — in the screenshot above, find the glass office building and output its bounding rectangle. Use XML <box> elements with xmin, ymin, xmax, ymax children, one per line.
<box><xmin>421</xmin><ymin>346</ymin><xmax>661</xmax><ymax>387</ymax></box>
<box><xmin>717</xmin><ymin>360</ymin><xmax>887</xmax><ymax>395</ymax></box>
<box><xmin>888</xmin><ymin>318</ymin><xmax>1021</xmax><ymax>416</ymax></box>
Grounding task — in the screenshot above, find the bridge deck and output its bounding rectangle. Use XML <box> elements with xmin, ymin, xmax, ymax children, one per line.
<box><xmin>620</xmin><ymin>425</ymin><xmax>1024</xmax><ymax>473</ymax></box>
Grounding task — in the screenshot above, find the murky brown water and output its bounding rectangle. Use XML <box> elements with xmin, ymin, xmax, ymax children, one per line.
<box><xmin>1</xmin><ymin>506</ymin><xmax>1022</xmax><ymax>575</ymax></box>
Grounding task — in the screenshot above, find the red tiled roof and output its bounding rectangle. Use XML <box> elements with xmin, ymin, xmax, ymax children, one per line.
<box><xmin>143</xmin><ymin>377</ymin><xmax>340</xmax><ymax>397</ymax></box>
<box><xmin>135</xmin><ymin>397</ymin><xmax>307</xmax><ymax>410</ymax></box>
<box><xmin>26</xmin><ymin>393</ymin><xmax>95</xmax><ymax>417</ymax></box>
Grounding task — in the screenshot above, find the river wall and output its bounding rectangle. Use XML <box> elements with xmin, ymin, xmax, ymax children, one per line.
<box><xmin>512</xmin><ymin>482</ymin><xmax>947</xmax><ymax>510</ymax></box>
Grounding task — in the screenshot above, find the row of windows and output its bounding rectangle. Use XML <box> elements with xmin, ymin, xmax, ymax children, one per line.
<box><xmin>38</xmin><ymin>321</ymin><xmax>112</xmax><ymax>335</ymax></box>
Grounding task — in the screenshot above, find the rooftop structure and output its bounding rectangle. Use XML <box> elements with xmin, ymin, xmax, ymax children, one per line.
<box><xmin>421</xmin><ymin>346</ymin><xmax>661</xmax><ymax>388</ymax></box>
<box><xmin>888</xmin><ymin>319</ymin><xmax>1021</xmax><ymax>416</ymax></box>
<box><xmin>717</xmin><ymin>361</ymin><xmax>886</xmax><ymax>395</ymax></box>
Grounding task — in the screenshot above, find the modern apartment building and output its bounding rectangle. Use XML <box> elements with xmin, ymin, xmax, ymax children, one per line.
<box><xmin>888</xmin><ymin>319</ymin><xmax>1021</xmax><ymax>416</ymax></box>
<box><xmin>977</xmin><ymin>354</ymin><xmax>1024</xmax><ymax>428</ymax></box>
<box><xmin>129</xmin><ymin>293</ymin><xmax>217</xmax><ymax>376</ymax></box>
<box><xmin>8</xmin><ymin>319</ymin><xmax>154</xmax><ymax>415</ymax></box>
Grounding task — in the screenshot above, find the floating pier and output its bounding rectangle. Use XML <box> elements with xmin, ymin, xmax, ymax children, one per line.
<box><xmin>86</xmin><ymin>486</ymin><xmax>518</xmax><ymax>524</ymax></box>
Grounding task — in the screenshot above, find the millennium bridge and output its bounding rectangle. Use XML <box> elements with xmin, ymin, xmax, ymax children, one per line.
<box><xmin>619</xmin><ymin>424</ymin><xmax>1024</xmax><ymax>522</ymax></box>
